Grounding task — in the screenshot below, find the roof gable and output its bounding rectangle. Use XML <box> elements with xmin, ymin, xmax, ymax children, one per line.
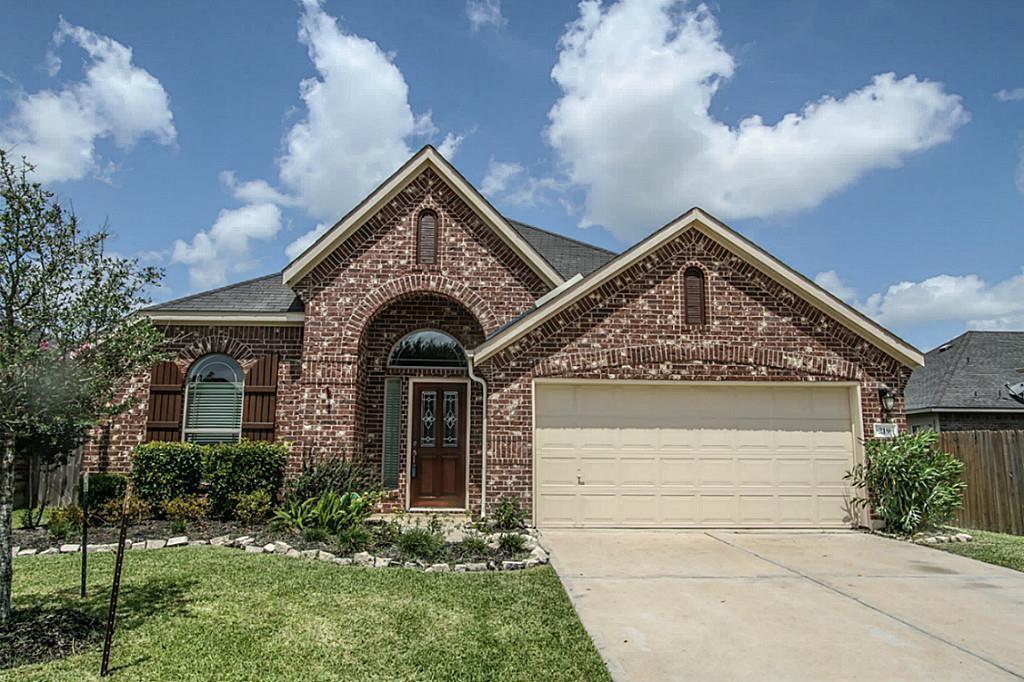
<box><xmin>472</xmin><ymin>208</ymin><xmax>923</xmax><ymax>368</ymax></box>
<box><xmin>282</xmin><ymin>146</ymin><xmax>563</xmax><ymax>288</ymax></box>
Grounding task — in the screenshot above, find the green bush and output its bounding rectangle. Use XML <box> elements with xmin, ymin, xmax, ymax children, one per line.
<box><xmin>845</xmin><ymin>430</ymin><xmax>966</xmax><ymax>535</ymax></box>
<box><xmin>82</xmin><ymin>473</ymin><xmax>127</xmax><ymax>511</ymax></box>
<box><xmin>234</xmin><ymin>489</ymin><xmax>273</xmax><ymax>525</ymax></box>
<box><xmin>302</xmin><ymin>527</ymin><xmax>329</xmax><ymax>543</ymax></box>
<box><xmin>335</xmin><ymin>524</ymin><xmax>373</xmax><ymax>554</ymax></box>
<box><xmin>283</xmin><ymin>456</ymin><xmax>380</xmax><ymax>502</ymax></box>
<box><xmin>161</xmin><ymin>495</ymin><xmax>209</xmax><ymax>523</ymax></box>
<box><xmin>490</xmin><ymin>496</ymin><xmax>526</xmax><ymax>531</ymax></box>
<box><xmin>131</xmin><ymin>442</ymin><xmax>203</xmax><ymax>511</ymax></box>
<box><xmin>272</xmin><ymin>490</ymin><xmax>378</xmax><ymax>534</ymax></box>
<box><xmin>97</xmin><ymin>496</ymin><xmax>151</xmax><ymax>525</ymax></box>
<box><xmin>497</xmin><ymin>532</ymin><xmax>526</xmax><ymax>554</ymax></box>
<box><xmin>459</xmin><ymin>532</ymin><xmax>490</xmax><ymax>558</ymax></box>
<box><xmin>204</xmin><ymin>440</ymin><xmax>287</xmax><ymax>518</ymax></box>
<box><xmin>48</xmin><ymin>506</ymin><xmax>84</xmax><ymax>542</ymax></box>
<box><xmin>396</xmin><ymin>526</ymin><xmax>444</xmax><ymax>561</ymax></box>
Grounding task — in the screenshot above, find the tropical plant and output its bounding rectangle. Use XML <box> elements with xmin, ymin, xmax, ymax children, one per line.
<box><xmin>283</xmin><ymin>455</ymin><xmax>380</xmax><ymax>502</ymax></box>
<box><xmin>845</xmin><ymin>430</ymin><xmax>966</xmax><ymax>535</ymax></box>
<box><xmin>203</xmin><ymin>440</ymin><xmax>287</xmax><ymax>518</ymax></box>
<box><xmin>272</xmin><ymin>490</ymin><xmax>379</xmax><ymax>535</ymax></box>
<box><xmin>272</xmin><ymin>497</ymin><xmax>318</xmax><ymax>533</ymax></box>
<box><xmin>131</xmin><ymin>442</ymin><xmax>203</xmax><ymax>511</ymax></box>
<box><xmin>0</xmin><ymin>150</ymin><xmax>165</xmax><ymax>623</ymax></box>
<box><xmin>490</xmin><ymin>496</ymin><xmax>527</xmax><ymax>531</ymax></box>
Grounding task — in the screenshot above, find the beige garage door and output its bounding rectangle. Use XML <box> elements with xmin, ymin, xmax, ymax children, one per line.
<box><xmin>535</xmin><ymin>382</ymin><xmax>859</xmax><ymax>528</ymax></box>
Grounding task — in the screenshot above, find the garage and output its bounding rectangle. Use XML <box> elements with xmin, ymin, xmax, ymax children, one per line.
<box><xmin>534</xmin><ymin>381</ymin><xmax>861</xmax><ymax>528</ymax></box>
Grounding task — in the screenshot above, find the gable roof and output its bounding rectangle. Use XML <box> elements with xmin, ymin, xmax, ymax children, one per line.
<box><xmin>508</xmin><ymin>220</ymin><xmax>615</xmax><ymax>279</ymax></box>
<box><xmin>282</xmin><ymin>145</ymin><xmax>563</xmax><ymax>288</ymax></box>
<box><xmin>472</xmin><ymin>208</ymin><xmax>924</xmax><ymax>368</ymax></box>
<box><xmin>906</xmin><ymin>331</ymin><xmax>1024</xmax><ymax>412</ymax></box>
<box><xmin>144</xmin><ymin>273</ymin><xmax>304</xmax><ymax>325</ymax></box>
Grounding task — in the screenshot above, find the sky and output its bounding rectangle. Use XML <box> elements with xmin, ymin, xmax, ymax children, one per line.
<box><xmin>1</xmin><ymin>0</ymin><xmax>1022</xmax><ymax>352</ymax></box>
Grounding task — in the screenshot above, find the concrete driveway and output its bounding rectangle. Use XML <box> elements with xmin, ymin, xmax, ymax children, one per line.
<box><xmin>542</xmin><ymin>530</ymin><xmax>1024</xmax><ymax>681</ymax></box>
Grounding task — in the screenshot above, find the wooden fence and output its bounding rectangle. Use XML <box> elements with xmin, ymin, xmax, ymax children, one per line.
<box><xmin>940</xmin><ymin>430</ymin><xmax>1024</xmax><ymax>535</ymax></box>
<box><xmin>13</xmin><ymin>449</ymin><xmax>82</xmax><ymax>509</ymax></box>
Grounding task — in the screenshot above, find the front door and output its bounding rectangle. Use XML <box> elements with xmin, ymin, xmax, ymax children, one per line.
<box><xmin>410</xmin><ymin>382</ymin><xmax>467</xmax><ymax>508</ymax></box>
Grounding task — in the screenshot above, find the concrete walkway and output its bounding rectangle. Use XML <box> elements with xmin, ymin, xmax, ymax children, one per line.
<box><xmin>542</xmin><ymin>530</ymin><xmax>1024</xmax><ymax>681</ymax></box>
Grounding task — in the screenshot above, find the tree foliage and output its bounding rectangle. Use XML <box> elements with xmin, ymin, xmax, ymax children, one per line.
<box><xmin>0</xmin><ymin>150</ymin><xmax>166</xmax><ymax>623</ymax></box>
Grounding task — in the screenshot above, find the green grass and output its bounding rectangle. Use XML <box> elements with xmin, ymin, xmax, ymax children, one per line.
<box><xmin>934</xmin><ymin>528</ymin><xmax>1024</xmax><ymax>572</ymax></box>
<box><xmin>12</xmin><ymin>508</ymin><xmax>51</xmax><ymax>529</ymax></box>
<box><xmin>3</xmin><ymin>548</ymin><xmax>609</xmax><ymax>681</ymax></box>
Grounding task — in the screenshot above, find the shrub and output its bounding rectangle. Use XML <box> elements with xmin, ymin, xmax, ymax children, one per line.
<box><xmin>302</xmin><ymin>527</ymin><xmax>329</xmax><ymax>543</ymax></box>
<box><xmin>161</xmin><ymin>495</ymin><xmax>209</xmax><ymax>523</ymax></box>
<box><xmin>497</xmin><ymin>532</ymin><xmax>526</xmax><ymax>555</ymax></box>
<box><xmin>283</xmin><ymin>456</ymin><xmax>380</xmax><ymax>502</ymax></box>
<box><xmin>396</xmin><ymin>526</ymin><xmax>444</xmax><ymax>561</ymax></box>
<box><xmin>204</xmin><ymin>440</ymin><xmax>287</xmax><ymax>518</ymax></box>
<box><xmin>459</xmin><ymin>532</ymin><xmax>489</xmax><ymax>558</ymax></box>
<box><xmin>48</xmin><ymin>506</ymin><xmax>84</xmax><ymax>542</ymax></box>
<box><xmin>490</xmin><ymin>496</ymin><xmax>526</xmax><ymax>531</ymax></box>
<box><xmin>131</xmin><ymin>442</ymin><xmax>203</xmax><ymax>511</ymax></box>
<box><xmin>233</xmin><ymin>490</ymin><xmax>273</xmax><ymax>525</ymax></box>
<box><xmin>371</xmin><ymin>518</ymin><xmax>402</xmax><ymax>546</ymax></box>
<box><xmin>845</xmin><ymin>430</ymin><xmax>966</xmax><ymax>535</ymax></box>
<box><xmin>97</xmin><ymin>496</ymin><xmax>151</xmax><ymax>525</ymax></box>
<box><xmin>336</xmin><ymin>524</ymin><xmax>373</xmax><ymax>554</ymax></box>
<box><xmin>82</xmin><ymin>473</ymin><xmax>127</xmax><ymax>511</ymax></box>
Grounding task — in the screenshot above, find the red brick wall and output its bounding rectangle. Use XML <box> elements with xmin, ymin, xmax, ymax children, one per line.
<box><xmin>477</xmin><ymin>227</ymin><xmax>912</xmax><ymax>511</ymax></box>
<box><xmin>938</xmin><ymin>412</ymin><xmax>1024</xmax><ymax>431</ymax></box>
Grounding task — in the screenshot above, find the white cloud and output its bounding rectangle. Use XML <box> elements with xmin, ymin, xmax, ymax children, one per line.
<box><xmin>171</xmin><ymin>203</ymin><xmax>283</xmax><ymax>289</ymax></box>
<box><xmin>277</xmin><ymin>0</ymin><xmax>444</xmax><ymax>223</ymax></box>
<box><xmin>284</xmin><ymin>221</ymin><xmax>329</xmax><ymax>260</ymax></box>
<box><xmin>546</xmin><ymin>0</ymin><xmax>968</xmax><ymax>241</ymax></box>
<box><xmin>0</xmin><ymin>17</ymin><xmax>174</xmax><ymax>183</ymax></box>
<box><xmin>466</xmin><ymin>0</ymin><xmax>507</xmax><ymax>31</ymax></box>
<box><xmin>437</xmin><ymin>131</ymin><xmax>465</xmax><ymax>159</ymax></box>
<box><xmin>815</xmin><ymin>268</ymin><xmax>1024</xmax><ymax>332</ymax></box>
<box><xmin>480</xmin><ymin>159</ymin><xmax>524</xmax><ymax>195</ymax></box>
<box><xmin>995</xmin><ymin>88</ymin><xmax>1024</xmax><ymax>102</ymax></box>
<box><xmin>219</xmin><ymin>170</ymin><xmax>298</xmax><ymax>206</ymax></box>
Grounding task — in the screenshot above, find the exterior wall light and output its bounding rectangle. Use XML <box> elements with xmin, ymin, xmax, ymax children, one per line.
<box><xmin>878</xmin><ymin>384</ymin><xmax>896</xmax><ymax>416</ymax></box>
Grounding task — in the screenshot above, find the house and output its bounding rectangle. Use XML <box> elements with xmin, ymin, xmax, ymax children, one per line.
<box><xmin>85</xmin><ymin>146</ymin><xmax>923</xmax><ymax>528</ymax></box>
<box><xmin>906</xmin><ymin>331</ymin><xmax>1024</xmax><ymax>432</ymax></box>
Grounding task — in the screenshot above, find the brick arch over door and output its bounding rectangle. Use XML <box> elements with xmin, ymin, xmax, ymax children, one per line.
<box><xmin>342</xmin><ymin>273</ymin><xmax>501</xmax><ymax>345</ymax></box>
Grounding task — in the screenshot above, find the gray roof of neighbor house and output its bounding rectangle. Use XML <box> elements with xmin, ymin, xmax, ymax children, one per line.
<box><xmin>905</xmin><ymin>331</ymin><xmax>1024</xmax><ymax>412</ymax></box>
<box><xmin>144</xmin><ymin>220</ymin><xmax>616</xmax><ymax>314</ymax></box>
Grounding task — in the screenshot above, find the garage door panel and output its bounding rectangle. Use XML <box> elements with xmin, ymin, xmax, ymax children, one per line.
<box><xmin>536</xmin><ymin>383</ymin><xmax>858</xmax><ymax>528</ymax></box>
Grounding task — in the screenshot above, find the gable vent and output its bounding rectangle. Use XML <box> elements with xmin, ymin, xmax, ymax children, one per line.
<box><xmin>417</xmin><ymin>210</ymin><xmax>438</xmax><ymax>264</ymax></box>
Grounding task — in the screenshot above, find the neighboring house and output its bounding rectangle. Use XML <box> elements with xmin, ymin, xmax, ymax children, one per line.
<box><xmin>85</xmin><ymin>146</ymin><xmax>923</xmax><ymax>529</ymax></box>
<box><xmin>906</xmin><ymin>331</ymin><xmax>1024</xmax><ymax>432</ymax></box>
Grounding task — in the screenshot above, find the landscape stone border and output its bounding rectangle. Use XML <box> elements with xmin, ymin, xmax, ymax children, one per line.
<box><xmin>12</xmin><ymin>530</ymin><xmax>550</xmax><ymax>572</ymax></box>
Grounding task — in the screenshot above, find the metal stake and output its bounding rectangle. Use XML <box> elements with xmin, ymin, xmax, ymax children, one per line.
<box><xmin>100</xmin><ymin>483</ymin><xmax>131</xmax><ymax>677</ymax></box>
<box><xmin>81</xmin><ymin>471</ymin><xmax>89</xmax><ymax>598</ymax></box>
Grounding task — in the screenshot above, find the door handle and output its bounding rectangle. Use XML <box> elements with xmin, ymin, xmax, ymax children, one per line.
<box><xmin>412</xmin><ymin>450</ymin><xmax>418</xmax><ymax>478</ymax></box>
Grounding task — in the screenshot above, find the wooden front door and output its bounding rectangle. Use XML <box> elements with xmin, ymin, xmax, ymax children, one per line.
<box><xmin>410</xmin><ymin>382</ymin><xmax>467</xmax><ymax>508</ymax></box>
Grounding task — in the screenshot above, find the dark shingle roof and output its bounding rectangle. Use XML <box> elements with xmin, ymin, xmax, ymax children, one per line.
<box><xmin>146</xmin><ymin>273</ymin><xmax>303</xmax><ymax>314</ymax></box>
<box><xmin>145</xmin><ymin>220</ymin><xmax>616</xmax><ymax>314</ymax></box>
<box><xmin>906</xmin><ymin>331</ymin><xmax>1024</xmax><ymax>412</ymax></box>
<box><xmin>507</xmin><ymin>220</ymin><xmax>616</xmax><ymax>279</ymax></box>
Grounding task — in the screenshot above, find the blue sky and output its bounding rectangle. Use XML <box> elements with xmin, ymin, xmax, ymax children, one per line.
<box><xmin>1</xmin><ymin>0</ymin><xmax>1022</xmax><ymax>351</ymax></box>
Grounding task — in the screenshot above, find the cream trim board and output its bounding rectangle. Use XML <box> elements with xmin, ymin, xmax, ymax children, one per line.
<box><xmin>282</xmin><ymin>146</ymin><xmax>562</xmax><ymax>288</ymax></box>
<box><xmin>907</xmin><ymin>407</ymin><xmax>1024</xmax><ymax>414</ymax></box>
<box><xmin>534</xmin><ymin>377</ymin><xmax>861</xmax><ymax>388</ymax></box>
<box><xmin>403</xmin><ymin>377</ymin><xmax>472</xmax><ymax>512</ymax></box>
<box><xmin>145</xmin><ymin>311</ymin><xmax>305</xmax><ymax>326</ymax></box>
<box><xmin>472</xmin><ymin>208</ymin><xmax>923</xmax><ymax>368</ymax></box>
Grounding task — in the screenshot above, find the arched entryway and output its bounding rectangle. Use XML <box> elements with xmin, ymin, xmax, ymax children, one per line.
<box><xmin>355</xmin><ymin>292</ymin><xmax>485</xmax><ymax>511</ymax></box>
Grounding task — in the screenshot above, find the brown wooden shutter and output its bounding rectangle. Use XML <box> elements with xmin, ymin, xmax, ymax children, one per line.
<box><xmin>242</xmin><ymin>355</ymin><xmax>278</xmax><ymax>442</ymax></box>
<box><xmin>146</xmin><ymin>361</ymin><xmax>185</xmax><ymax>442</ymax></box>
<box><xmin>684</xmin><ymin>268</ymin><xmax>705</xmax><ymax>325</ymax></box>
<box><xmin>417</xmin><ymin>211</ymin><xmax>437</xmax><ymax>264</ymax></box>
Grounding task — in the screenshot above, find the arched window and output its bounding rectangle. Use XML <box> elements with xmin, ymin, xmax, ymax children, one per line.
<box><xmin>183</xmin><ymin>354</ymin><xmax>244</xmax><ymax>444</ymax></box>
<box><xmin>684</xmin><ymin>267</ymin><xmax>706</xmax><ymax>325</ymax></box>
<box><xmin>389</xmin><ymin>330</ymin><xmax>466</xmax><ymax>368</ymax></box>
<box><xmin>417</xmin><ymin>210</ymin><xmax>438</xmax><ymax>264</ymax></box>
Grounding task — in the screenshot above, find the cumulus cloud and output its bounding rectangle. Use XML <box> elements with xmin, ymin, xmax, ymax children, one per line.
<box><xmin>284</xmin><ymin>222</ymin><xmax>329</xmax><ymax>260</ymax></box>
<box><xmin>481</xmin><ymin>159</ymin><xmax>524</xmax><ymax>195</ymax></box>
<box><xmin>437</xmin><ymin>131</ymin><xmax>465</xmax><ymax>159</ymax></box>
<box><xmin>219</xmin><ymin>170</ymin><xmax>298</xmax><ymax>206</ymax></box>
<box><xmin>546</xmin><ymin>0</ymin><xmax>969</xmax><ymax>241</ymax></box>
<box><xmin>995</xmin><ymin>88</ymin><xmax>1024</xmax><ymax>102</ymax></box>
<box><xmin>466</xmin><ymin>0</ymin><xmax>507</xmax><ymax>31</ymax></box>
<box><xmin>0</xmin><ymin>17</ymin><xmax>175</xmax><ymax>183</ymax></box>
<box><xmin>814</xmin><ymin>268</ymin><xmax>1024</xmax><ymax>332</ymax></box>
<box><xmin>171</xmin><ymin>203</ymin><xmax>283</xmax><ymax>289</ymax></box>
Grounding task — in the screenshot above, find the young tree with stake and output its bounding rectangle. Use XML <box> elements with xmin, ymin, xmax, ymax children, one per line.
<box><xmin>0</xmin><ymin>150</ymin><xmax>165</xmax><ymax>624</ymax></box>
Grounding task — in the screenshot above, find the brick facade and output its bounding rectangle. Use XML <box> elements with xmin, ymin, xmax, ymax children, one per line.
<box><xmin>90</xmin><ymin>165</ymin><xmax>913</xmax><ymax>520</ymax></box>
<box><xmin>937</xmin><ymin>412</ymin><xmax>1024</xmax><ymax>431</ymax></box>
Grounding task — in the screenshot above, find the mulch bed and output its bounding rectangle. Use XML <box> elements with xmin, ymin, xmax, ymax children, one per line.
<box><xmin>0</xmin><ymin>608</ymin><xmax>105</xmax><ymax>670</ymax></box>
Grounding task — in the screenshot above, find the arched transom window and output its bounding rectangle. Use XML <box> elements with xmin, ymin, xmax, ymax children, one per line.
<box><xmin>183</xmin><ymin>353</ymin><xmax>244</xmax><ymax>444</ymax></box>
<box><xmin>388</xmin><ymin>330</ymin><xmax>467</xmax><ymax>368</ymax></box>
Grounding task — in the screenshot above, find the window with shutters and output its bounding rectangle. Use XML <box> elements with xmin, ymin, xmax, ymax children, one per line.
<box><xmin>684</xmin><ymin>267</ymin><xmax>706</xmax><ymax>325</ymax></box>
<box><xmin>417</xmin><ymin>210</ymin><xmax>438</xmax><ymax>264</ymax></box>
<box><xmin>183</xmin><ymin>354</ymin><xmax>244</xmax><ymax>444</ymax></box>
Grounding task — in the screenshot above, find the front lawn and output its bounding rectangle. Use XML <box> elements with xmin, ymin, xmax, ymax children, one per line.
<box><xmin>933</xmin><ymin>528</ymin><xmax>1024</xmax><ymax>572</ymax></box>
<box><xmin>4</xmin><ymin>548</ymin><xmax>609</xmax><ymax>681</ymax></box>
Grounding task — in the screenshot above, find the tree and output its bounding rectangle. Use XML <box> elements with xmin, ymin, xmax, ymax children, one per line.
<box><xmin>0</xmin><ymin>150</ymin><xmax>166</xmax><ymax>624</ymax></box>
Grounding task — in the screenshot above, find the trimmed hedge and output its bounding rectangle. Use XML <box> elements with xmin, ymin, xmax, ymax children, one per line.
<box><xmin>82</xmin><ymin>472</ymin><xmax>127</xmax><ymax>510</ymax></box>
<box><xmin>204</xmin><ymin>440</ymin><xmax>288</xmax><ymax>518</ymax></box>
<box><xmin>131</xmin><ymin>442</ymin><xmax>204</xmax><ymax>511</ymax></box>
